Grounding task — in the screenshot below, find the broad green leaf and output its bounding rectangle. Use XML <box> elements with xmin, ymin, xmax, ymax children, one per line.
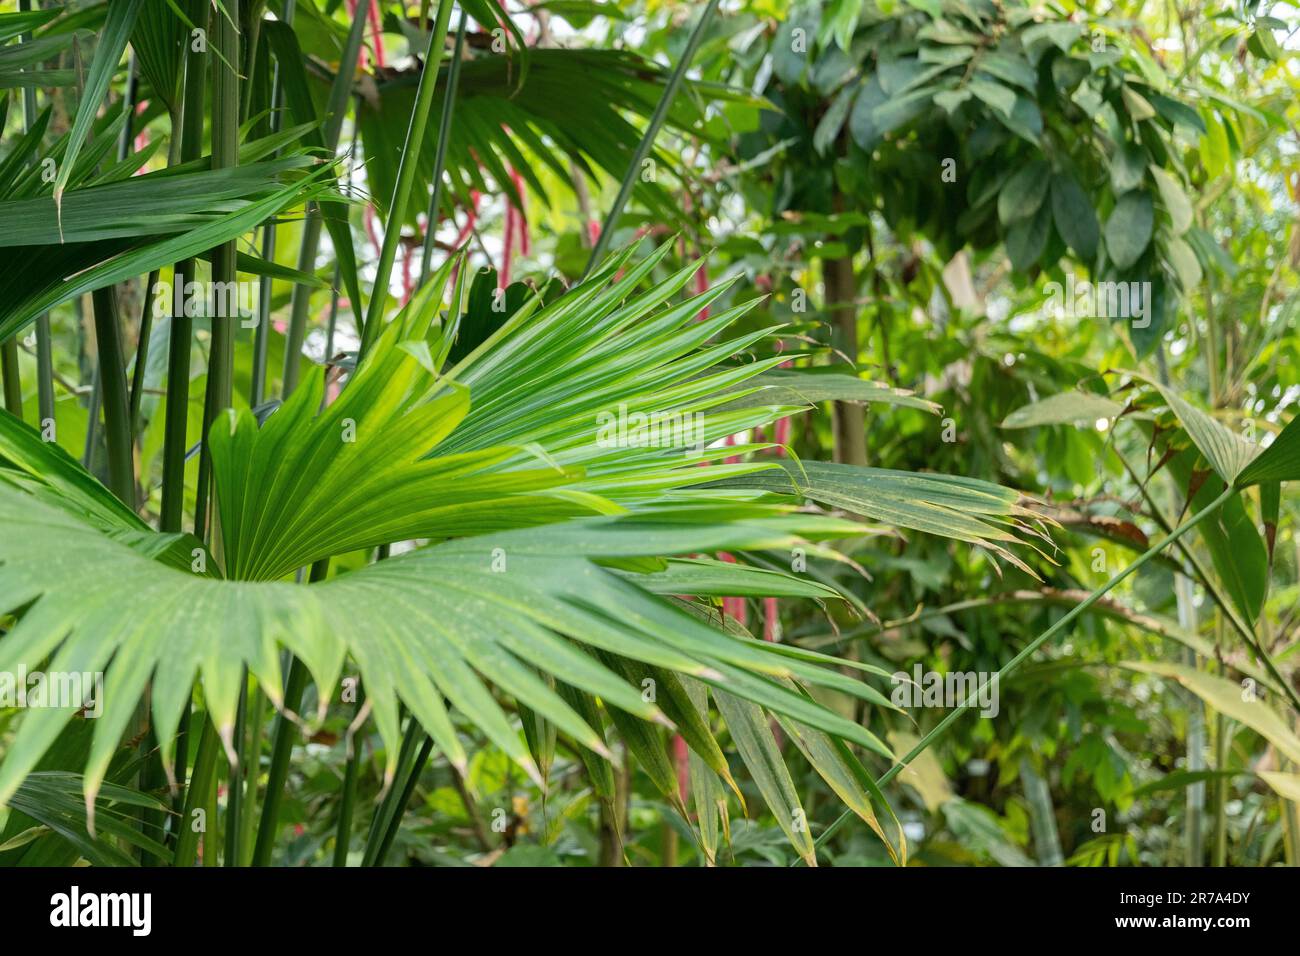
<box><xmin>997</xmin><ymin>159</ymin><xmax>1051</xmax><ymax>224</ymax></box>
<box><xmin>1050</xmin><ymin>172</ymin><xmax>1100</xmax><ymax>261</ymax></box>
<box><xmin>1150</xmin><ymin>165</ymin><xmax>1193</xmax><ymax>235</ymax></box>
<box><xmin>1105</xmin><ymin>191</ymin><xmax>1154</xmax><ymax>269</ymax></box>
<box><xmin>1235</xmin><ymin>413</ymin><xmax>1300</xmax><ymax>487</ymax></box>
<box><xmin>1001</xmin><ymin>390</ymin><xmax>1123</xmax><ymax>429</ymax></box>
<box><xmin>1006</xmin><ymin>202</ymin><xmax>1051</xmax><ymax>270</ymax></box>
<box><xmin>1136</xmin><ymin>375</ymin><xmax>1260</xmax><ymax>484</ymax></box>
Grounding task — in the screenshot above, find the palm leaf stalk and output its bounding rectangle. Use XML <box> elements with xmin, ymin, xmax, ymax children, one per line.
<box><xmin>175</xmin><ymin>0</ymin><xmax>241</xmax><ymax>863</ymax></box>
<box><xmin>352</xmin><ymin>0</ymin><xmax>718</xmax><ymax>855</ymax></box>
<box><xmin>250</xmin><ymin>559</ymin><xmax>326</xmax><ymax>867</ymax></box>
<box><xmin>254</xmin><ymin>1</ymin><xmax>458</xmax><ymax>862</ymax></box>
<box><xmin>358</xmin><ymin>0</ymin><xmax>456</xmax><ymax>356</ymax></box>
<box><xmin>810</xmin><ymin>484</ymin><xmax>1239</xmax><ymax>860</ymax></box>
<box><xmin>332</xmin><ymin>689</ymin><xmax>365</xmax><ymax>866</ymax></box>
<box><xmin>583</xmin><ymin>0</ymin><xmax>720</xmax><ymax>275</ymax></box>
<box><xmin>418</xmin><ymin>8</ymin><xmax>467</xmax><ymax>284</ymax></box>
<box><xmin>348</xmin><ymin>5</ymin><xmax>471</xmax><ymax>865</ymax></box>
<box><xmin>280</xmin><ymin>5</ymin><xmax>369</xmax><ymax>397</ymax></box>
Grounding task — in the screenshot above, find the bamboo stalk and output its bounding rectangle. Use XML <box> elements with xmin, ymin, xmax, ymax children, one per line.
<box><xmin>0</xmin><ymin>342</ymin><xmax>21</xmax><ymax>420</ymax></box>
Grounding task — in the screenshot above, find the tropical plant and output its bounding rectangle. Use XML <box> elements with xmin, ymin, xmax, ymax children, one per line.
<box><xmin>0</xmin><ymin>0</ymin><xmax>1297</xmax><ymax>874</ymax></box>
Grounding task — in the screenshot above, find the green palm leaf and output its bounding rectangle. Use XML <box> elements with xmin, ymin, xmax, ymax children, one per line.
<box><xmin>0</xmin><ymin>242</ymin><xmax>1044</xmax><ymax>861</ymax></box>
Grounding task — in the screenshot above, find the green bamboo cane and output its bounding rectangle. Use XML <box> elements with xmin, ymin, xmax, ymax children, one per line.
<box><xmin>1</xmin><ymin>343</ymin><xmax>23</xmax><ymax>420</ymax></box>
<box><xmin>358</xmin><ymin>0</ymin><xmax>455</xmax><ymax>356</ymax></box>
<box><xmin>808</xmin><ymin>483</ymin><xmax>1240</xmax><ymax>861</ymax></box>
<box><xmin>582</xmin><ymin>0</ymin><xmax>720</xmax><ymax>276</ymax></box>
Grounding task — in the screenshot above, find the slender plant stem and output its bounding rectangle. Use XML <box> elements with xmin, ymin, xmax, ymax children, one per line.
<box><xmin>361</xmin><ymin>716</ymin><xmax>421</xmax><ymax>866</ymax></box>
<box><xmin>250</xmin><ymin>0</ymin><xmax>292</xmax><ymax>406</ymax></box>
<box><xmin>809</xmin><ymin>484</ymin><xmax>1240</xmax><ymax>859</ymax></box>
<box><xmin>173</xmin><ymin>717</ymin><xmax>221</xmax><ymax>866</ymax></box>
<box><xmin>1213</xmin><ymin>708</ymin><xmax>1229</xmax><ymax>865</ymax></box>
<box><xmin>359</xmin><ymin>0</ymin><xmax>455</xmax><ymax>356</ymax></box>
<box><xmin>89</xmin><ymin>288</ymin><xmax>135</xmax><ymax>506</ymax></box>
<box><xmin>238</xmin><ymin>686</ymin><xmax>266</xmax><ymax>865</ymax></box>
<box><xmin>419</xmin><ymin>10</ymin><xmax>468</xmax><ymax>283</ymax></box>
<box><xmin>194</xmin><ymin>0</ymin><xmax>241</xmax><ymax>543</ymax></box>
<box><xmin>332</xmin><ymin>691</ymin><xmax>365</xmax><ymax>866</ymax></box>
<box><xmin>223</xmin><ymin>672</ymin><xmax>248</xmax><ymax>866</ymax></box>
<box><xmin>281</xmin><ymin>4</ymin><xmax>368</xmax><ymax>397</ymax></box>
<box><xmin>0</xmin><ymin>341</ymin><xmax>21</xmax><ymax>420</ymax></box>
<box><xmin>250</xmin><ymin>557</ymin><xmax>330</xmax><ymax>865</ymax></box>
<box><xmin>159</xmin><ymin>35</ymin><xmax>208</xmax><ymax>536</ymax></box>
<box><xmin>583</xmin><ymin>0</ymin><xmax>720</xmax><ymax>276</ymax></box>
<box><xmin>20</xmin><ymin>0</ymin><xmax>52</xmax><ymax>430</ymax></box>
<box><xmin>372</xmin><ymin>733</ymin><xmax>434</xmax><ymax>866</ymax></box>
